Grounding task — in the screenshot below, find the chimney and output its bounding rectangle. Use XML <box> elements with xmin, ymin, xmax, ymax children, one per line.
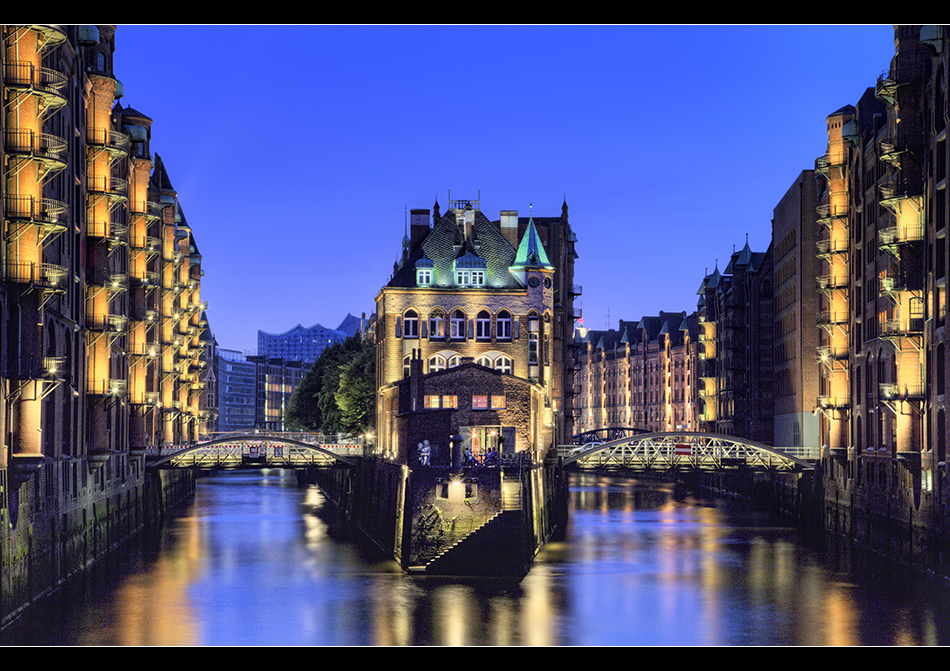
<box><xmin>500</xmin><ymin>210</ymin><xmax>519</xmax><ymax>248</ymax></box>
<box><xmin>410</xmin><ymin>209</ymin><xmax>429</xmax><ymax>251</ymax></box>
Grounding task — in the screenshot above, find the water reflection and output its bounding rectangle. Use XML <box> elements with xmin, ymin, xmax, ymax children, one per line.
<box><xmin>5</xmin><ymin>470</ymin><xmax>950</xmax><ymax>645</ymax></box>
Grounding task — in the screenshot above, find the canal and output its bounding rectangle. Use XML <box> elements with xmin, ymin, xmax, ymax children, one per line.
<box><xmin>4</xmin><ymin>469</ymin><xmax>950</xmax><ymax>645</ymax></box>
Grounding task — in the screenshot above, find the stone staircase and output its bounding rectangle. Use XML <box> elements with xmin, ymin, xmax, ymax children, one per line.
<box><xmin>412</xmin><ymin>508</ymin><xmax>529</xmax><ymax>578</ymax></box>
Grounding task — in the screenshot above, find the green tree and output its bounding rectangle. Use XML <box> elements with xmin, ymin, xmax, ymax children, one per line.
<box><xmin>335</xmin><ymin>337</ymin><xmax>376</xmax><ymax>434</ymax></box>
<box><xmin>284</xmin><ymin>335</ymin><xmax>373</xmax><ymax>434</ymax></box>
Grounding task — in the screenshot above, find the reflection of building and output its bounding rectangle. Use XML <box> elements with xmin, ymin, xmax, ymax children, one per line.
<box><xmin>375</xmin><ymin>197</ymin><xmax>577</xmax><ymax>462</ymax></box>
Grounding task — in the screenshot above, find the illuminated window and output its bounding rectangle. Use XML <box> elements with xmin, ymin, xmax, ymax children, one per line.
<box><xmin>491</xmin><ymin>395</ymin><xmax>506</xmax><ymax>410</ymax></box>
<box><xmin>472</xmin><ymin>395</ymin><xmax>489</xmax><ymax>410</ymax></box>
<box><xmin>424</xmin><ymin>395</ymin><xmax>440</xmax><ymax>408</ymax></box>
<box><xmin>443</xmin><ymin>395</ymin><xmax>458</xmax><ymax>408</ymax></box>
<box><xmin>429</xmin><ymin>310</ymin><xmax>445</xmax><ymax>339</ymax></box>
<box><xmin>476</xmin><ymin>311</ymin><xmax>491</xmax><ymax>340</ymax></box>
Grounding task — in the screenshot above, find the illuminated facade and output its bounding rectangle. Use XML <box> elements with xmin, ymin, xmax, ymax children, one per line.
<box><xmin>695</xmin><ymin>241</ymin><xmax>774</xmax><ymax>444</ymax></box>
<box><xmin>574</xmin><ymin>312</ymin><xmax>699</xmax><ymax>435</ymax></box>
<box><xmin>0</xmin><ymin>24</ymin><xmax>210</xmax><ymax>490</ymax></box>
<box><xmin>375</xmin><ymin>197</ymin><xmax>577</xmax><ymax>463</ymax></box>
<box><xmin>818</xmin><ymin>25</ymin><xmax>949</xmax><ymax>501</ymax></box>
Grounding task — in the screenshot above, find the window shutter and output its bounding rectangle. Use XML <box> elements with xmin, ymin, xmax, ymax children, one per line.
<box><xmin>513</xmin><ymin>319</ymin><xmax>520</xmax><ymax>339</ymax></box>
<box><xmin>468</xmin><ymin>318</ymin><xmax>474</xmax><ymax>339</ymax></box>
<box><xmin>395</xmin><ymin>317</ymin><xmax>401</xmax><ymax>338</ymax></box>
<box><xmin>421</xmin><ymin>321</ymin><xmax>427</xmax><ymax>339</ymax></box>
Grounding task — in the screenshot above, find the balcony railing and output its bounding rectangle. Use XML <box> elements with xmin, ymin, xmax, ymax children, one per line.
<box><xmin>816</xmin><ymin>311</ymin><xmax>849</xmax><ymax>326</ymax></box>
<box><xmin>879</xmin><ymin>318</ymin><xmax>924</xmax><ymax>336</ymax></box>
<box><xmin>4</xmin><ymin>129</ymin><xmax>68</xmax><ymax>174</ymax></box>
<box><xmin>879</xmin><ymin>383</ymin><xmax>926</xmax><ymax>400</ymax></box>
<box><xmin>4</xmin><ymin>195</ymin><xmax>68</xmax><ymax>236</ymax></box>
<box><xmin>5</xmin><ymin>261</ymin><xmax>68</xmax><ymax>290</ymax></box>
<box><xmin>817</xmin><ymin>394</ymin><xmax>850</xmax><ymax>409</ymax></box>
<box><xmin>879</xmin><ymin>224</ymin><xmax>924</xmax><ymax>248</ymax></box>
<box><xmin>86</xmin><ymin>128</ymin><xmax>130</xmax><ymax>159</ymax></box>
<box><xmin>3</xmin><ymin>60</ymin><xmax>68</xmax><ymax>113</ymax></box>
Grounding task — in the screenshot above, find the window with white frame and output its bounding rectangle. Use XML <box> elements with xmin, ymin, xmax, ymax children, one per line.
<box><xmin>428</xmin><ymin>354</ymin><xmax>446</xmax><ymax>372</ymax></box>
<box><xmin>475</xmin><ymin>354</ymin><xmax>493</xmax><ymax>368</ymax></box>
<box><xmin>476</xmin><ymin>310</ymin><xmax>491</xmax><ymax>340</ymax></box>
<box><xmin>495</xmin><ymin>356</ymin><xmax>513</xmax><ymax>374</ymax></box>
<box><xmin>496</xmin><ymin>310</ymin><xmax>512</xmax><ymax>340</ymax></box>
<box><xmin>450</xmin><ymin>310</ymin><xmax>466</xmax><ymax>339</ymax></box>
<box><xmin>404</xmin><ymin>310</ymin><xmax>419</xmax><ymax>338</ymax></box>
<box><xmin>429</xmin><ymin>310</ymin><xmax>445</xmax><ymax>339</ymax></box>
<box><xmin>417</xmin><ymin>268</ymin><xmax>432</xmax><ymax>286</ymax></box>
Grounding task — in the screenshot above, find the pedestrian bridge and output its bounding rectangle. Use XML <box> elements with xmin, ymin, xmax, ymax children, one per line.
<box><xmin>146</xmin><ymin>432</ymin><xmax>364</xmax><ymax>470</ymax></box>
<box><xmin>559</xmin><ymin>432</ymin><xmax>818</xmax><ymax>472</ymax></box>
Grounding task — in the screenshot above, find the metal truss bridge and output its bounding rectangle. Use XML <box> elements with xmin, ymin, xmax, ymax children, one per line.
<box><xmin>146</xmin><ymin>432</ymin><xmax>364</xmax><ymax>470</ymax></box>
<box><xmin>560</xmin><ymin>431</ymin><xmax>817</xmax><ymax>472</ymax></box>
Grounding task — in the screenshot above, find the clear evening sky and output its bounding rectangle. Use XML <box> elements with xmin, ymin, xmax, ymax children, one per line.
<box><xmin>112</xmin><ymin>24</ymin><xmax>897</xmax><ymax>353</ymax></box>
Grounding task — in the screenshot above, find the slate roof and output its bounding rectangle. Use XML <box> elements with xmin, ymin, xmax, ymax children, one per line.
<box><xmin>386</xmin><ymin>207</ymin><xmax>528</xmax><ymax>290</ymax></box>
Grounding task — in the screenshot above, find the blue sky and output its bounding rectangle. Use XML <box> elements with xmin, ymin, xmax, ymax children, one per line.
<box><xmin>113</xmin><ymin>24</ymin><xmax>898</xmax><ymax>353</ymax></box>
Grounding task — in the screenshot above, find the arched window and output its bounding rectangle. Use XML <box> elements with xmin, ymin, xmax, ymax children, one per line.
<box><xmin>495</xmin><ymin>356</ymin><xmax>513</xmax><ymax>374</ymax></box>
<box><xmin>403</xmin><ymin>310</ymin><xmax>419</xmax><ymax>338</ymax></box>
<box><xmin>448</xmin><ymin>355</ymin><xmax>461</xmax><ymax>368</ymax></box>
<box><xmin>496</xmin><ymin>310</ymin><xmax>512</xmax><ymax>340</ymax></box>
<box><xmin>429</xmin><ymin>310</ymin><xmax>446</xmax><ymax>339</ymax></box>
<box><xmin>402</xmin><ymin>355</ymin><xmax>412</xmax><ymax>378</ymax></box>
<box><xmin>475</xmin><ymin>354</ymin><xmax>493</xmax><ymax>368</ymax></box>
<box><xmin>476</xmin><ymin>310</ymin><xmax>491</xmax><ymax>340</ymax></box>
<box><xmin>528</xmin><ymin>311</ymin><xmax>540</xmax><ymax>367</ymax></box>
<box><xmin>429</xmin><ymin>354</ymin><xmax>446</xmax><ymax>372</ymax></box>
<box><xmin>450</xmin><ymin>310</ymin><xmax>466</xmax><ymax>340</ymax></box>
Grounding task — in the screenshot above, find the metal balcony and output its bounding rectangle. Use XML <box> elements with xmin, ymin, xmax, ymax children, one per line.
<box><xmin>4</xmin><ymin>195</ymin><xmax>68</xmax><ymax>241</ymax></box>
<box><xmin>2</xmin><ymin>60</ymin><xmax>68</xmax><ymax>114</ymax></box>
<box><xmin>4</xmin><ymin>129</ymin><xmax>68</xmax><ymax>177</ymax></box>
<box><xmin>86</xmin><ymin>128</ymin><xmax>130</xmax><ymax>163</ymax></box>
<box><xmin>879</xmin><ymin>382</ymin><xmax>926</xmax><ymax>400</ymax></box>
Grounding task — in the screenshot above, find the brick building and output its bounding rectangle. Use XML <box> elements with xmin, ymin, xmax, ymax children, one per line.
<box><xmin>375</xmin><ymin>197</ymin><xmax>577</xmax><ymax>463</ymax></box>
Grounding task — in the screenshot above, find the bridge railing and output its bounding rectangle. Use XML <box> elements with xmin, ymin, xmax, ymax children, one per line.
<box><xmin>560</xmin><ymin>432</ymin><xmax>818</xmax><ymax>471</ymax></box>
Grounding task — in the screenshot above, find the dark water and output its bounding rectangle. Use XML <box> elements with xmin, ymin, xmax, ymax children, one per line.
<box><xmin>5</xmin><ymin>469</ymin><xmax>950</xmax><ymax>646</ymax></box>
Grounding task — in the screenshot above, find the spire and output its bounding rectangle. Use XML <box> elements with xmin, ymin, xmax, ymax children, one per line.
<box><xmin>510</xmin><ymin>205</ymin><xmax>553</xmax><ymax>271</ymax></box>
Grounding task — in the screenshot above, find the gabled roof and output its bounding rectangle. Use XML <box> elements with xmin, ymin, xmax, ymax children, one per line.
<box><xmin>385</xmin><ymin>207</ymin><xmax>544</xmax><ymax>290</ymax></box>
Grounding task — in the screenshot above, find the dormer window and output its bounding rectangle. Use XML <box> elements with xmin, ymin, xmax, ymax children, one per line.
<box><xmin>453</xmin><ymin>251</ymin><xmax>486</xmax><ymax>287</ymax></box>
<box><xmin>415</xmin><ymin>257</ymin><xmax>434</xmax><ymax>287</ymax></box>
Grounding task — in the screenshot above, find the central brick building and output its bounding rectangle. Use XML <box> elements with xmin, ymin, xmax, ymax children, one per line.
<box><xmin>375</xmin><ymin>197</ymin><xmax>577</xmax><ymax>464</ymax></box>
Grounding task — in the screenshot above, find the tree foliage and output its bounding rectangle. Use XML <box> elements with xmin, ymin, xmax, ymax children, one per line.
<box><xmin>284</xmin><ymin>335</ymin><xmax>375</xmax><ymax>435</ymax></box>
